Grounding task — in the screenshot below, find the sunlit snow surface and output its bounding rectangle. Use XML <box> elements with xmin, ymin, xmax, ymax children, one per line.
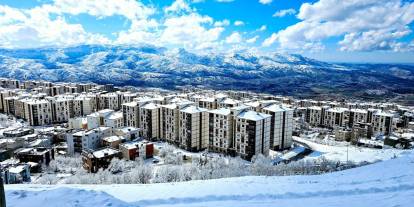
<box><xmin>6</xmin><ymin>149</ymin><xmax>414</xmax><ymax>207</ymax></box>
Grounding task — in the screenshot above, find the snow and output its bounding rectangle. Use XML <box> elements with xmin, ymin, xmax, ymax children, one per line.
<box><xmin>5</xmin><ymin>149</ymin><xmax>414</xmax><ymax>207</ymax></box>
<box><xmin>237</xmin><ymin>110</ymin><xmax>271</xmax><ymax>121</ymax></box>
<box><xmin>92</xmin><ymin>148</ymin><xmax>119</xmax><ymax>158</ymax></box>
<box><xmin>294</xmin><ymin>136</ymin><xmax>404</xmax><ymax>163</ymax></box>
<box><xmin>180</xmin><ymin>105</ymin><xmax>207</xmax><ymax>114</ymax></box>
<box><xmin>208</xmin><ymin>108</ymin><xmax>231</xmax><ymax>116</ymax></box>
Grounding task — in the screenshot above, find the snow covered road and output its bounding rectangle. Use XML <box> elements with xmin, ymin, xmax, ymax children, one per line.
<box><xmin>5</xmin><ymin>150</ymin><xmax>414</xmax><ymax>207</ymax></box>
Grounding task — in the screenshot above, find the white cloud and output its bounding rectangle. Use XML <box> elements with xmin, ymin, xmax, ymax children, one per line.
<box><xmin>164</xmin><ymin>0</ymin><xmax>192</xmax><ymax>14</ymax></box>
<box><xmin>0</xmin><ymin>5</ymin><xmax>111</xmax><ymax>48</ymax></box>
<box><xmin>264</xmin><ymin>0</ymin><xmax>414</xmax><ymax>52</ymax></box>
<box><xmin>246</xmin><ymin>35</ymin><xmax>259</xmax><ymax>43</ymax></box>
<box><xmin>53</xmin><ymin>0</ymin><xmax>154</xmax><ymax>21</ymax></box>
<box><xmin>234</xmin><ymin>20</ymin><xmax>244</xmax><ymax>26</ymax></box>
<box><xmin>214</xmin><ymin>19</ymin><xmax>230</xmax><ymax>27</ymax></box>
<box><xmin>273</xmin><ymin>8</ymin><xmax>296</xmax><ymax>18</ymax></box>
<box><xmin>216</xmin><ymin>0</ymin><xmax>235</xmax><ymax>2</ymax></box>
<box><xmin>0</xmin><ymin>0</ymin><xmax>156</xmax><ymax>48</ymax></box>
<box><xmin>225</xmin><ymin>32</ymin><xmax>242</xmax><ymax>44</ymax></box>
<box><xmin>259</xmin><ymin>0</ymin><xmax>273</xmax><ymax>5</ymax></box>
<box><xmin>160</xmin><ymin>13</ymin><xmax>224</xmax><ymax>49</ymax></box>
<box><xmin>257</xmin><ymin>25</ymin><xmax>267</xmax><ymax>32</ymax></box>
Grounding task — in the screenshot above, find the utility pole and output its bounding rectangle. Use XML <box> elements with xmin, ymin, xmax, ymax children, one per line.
<box><xmin>346</xmin><ymin>142</ymin><xmax>349</xmax><ymax>165</ymax></box>
<box><xmin>0</xmin><ymin>176</ymin><xmax>5</xmax><ymax>207</ymax></box>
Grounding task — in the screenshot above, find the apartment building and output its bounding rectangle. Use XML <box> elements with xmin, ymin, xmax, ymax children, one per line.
<box><xmin>66</xmin><ymin>126</ymin><xmax>112</xmax><ymax>154</ymax></box>
<box><xmin>73</xmin><ymin>95</ymin><xmax>96</xmax><ymax>117</ymax></box>
<box><xmin>47</xmin><ymin>96</ymin><xmax>74</xmax><ymax>123</ymax></box>
<box><xmin>122</xmin><ymin>101</ymin><xmax>139</xmax><ymax>128</ymax></box>
<box><xmin>98</xmin><ymin>93</ymin><xmax>119</xmax><ymax>110</ymax></box>
<box><xmin>86</xmin><ymin>109</ymin><xmax>123</xmax><ymax>129</ymax></box>
<box><xmin>0</xmin><ymin>78</ymin><xmax>20</xmax><ymax>89</ymax></box>
<box><xmin>160</xmin><ymin>102</ymin><xmax>193</xmax><ymax>144</ymax></box>
<box><xmin>305</xmin><ymin>106</ymin><xmax>326</xmax><ymax>127</ymax></box>
<box><xmin>198</xmin><ymin>97</ymin><xmax>216</xmax><ymax>110</ymax></box>
<box><xmin>323</xmin><ymin>107</ymin><xmax>348</xmax><ymax>128</ymax></box>
<box><xmin>178</xmin><ymin>105</ymin><xmax>209</xmax><ymax>152</ymax></box>
<box><xmin>261</xmin><ymin>104</ymin><xmax>293</xmax><ymax>150</ymax></box>
<box><xmin>217</xmin><ymin>98</ymin><xmax>240</xmax><ymax>109</ymax></box>
<box><xmin>371</xmin><ymin>111</ymin><xmax>393</xmax><ymax>136</ymax></box>
<box><xmin>234</xmin><ymin>110</ymin><xmax>271</xmax><ymax>161</ymax></box>
<box><xmin>23</xmin><ymin>99</ymin><xmax>52</xmax><ymax>126</ymax></box>
<box><xmin>121</xmin><ymin>92</ymin><xmax>138</xmax><ymax>104</ymax></box>
<box><xmin>207</xmin><ymin>108</ymin><xmax>233</xmax><ymax>154</ymax></box>
<box><xmin>344</xmin><ymin>109</ymin><xmax>369</xmax><ymax>127</ymax></box>
<box><xmin>139</xmin><ymin>102</ymin><xmax>161</xmax><ymax>140</ymax></box>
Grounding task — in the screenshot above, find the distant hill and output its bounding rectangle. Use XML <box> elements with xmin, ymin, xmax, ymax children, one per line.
<box><xmin>1</xmin><ymin>45</ymin><xmax>413</xmax><ymax>103</ymax></box>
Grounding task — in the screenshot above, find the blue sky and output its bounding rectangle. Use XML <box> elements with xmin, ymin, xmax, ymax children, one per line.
<box><xmin>0</xmin><ymin>0</ymin><xmax>413</xmax><ymax>63</ymax></box>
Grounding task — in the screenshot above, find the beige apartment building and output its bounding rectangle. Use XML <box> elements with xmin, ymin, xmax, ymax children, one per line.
<box><xmin>139</xmin><ymin>102</ymin><xmax>161</xmax><ymax>140</ymax></box>
<box><xmin>261</xmin><ymin>104</ymin><xmax>293</xmax><ymax>150</ymax></box>
<box><xmin>73</xmin><ymin>95</ymin><xmax>97</xmax><ymax>117</ymax></box>
<box><xmin>234</xmin><ymin>110</ymin><xmax>271</xmax><ymax>161</ymax></box>
<box><xmin>178</xmin><ymin>105</ymin><xmax>209</xmax><ymax>152</ymax></box>
<box><xmin>207</xmin><ymin>108</ymin><xmax>233</xmax><ymax>154</ymax></box>
<box><xmin>98</xmin><ymin>93</ymin><xmax>119</xmax><ymax>111</ymax></box>
<box><xmin>23</xmin><ymin>99</ymin><xmax>53</xmax><ymax>126</ymax></box>
<box><xmin>160</xmin><ymin>102</ymin><xmax>193</xmax><ymax>144</ymax></box>
<box><xmin>122</xmin><ymin>101</ymin><xmax>139</xmax><ymax>128</ymax></box>
<box><xmin>323</xmin><ymin>107</ymin><xmax>348</xmax><ymax>128</ymax></box>
<box><xmin>47</xmin><ymin>96</ymin><xmax>75</xmax><ymax>123</ymax></box>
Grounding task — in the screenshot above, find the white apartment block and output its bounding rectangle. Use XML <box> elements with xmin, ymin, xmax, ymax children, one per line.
<box><xmin>23</xmin><ymin>99</ymin><xmax>53</xmax><ymax>126</ymax></box>
<box><xmin>67</xmin><ymin>126</ymin><xmax>112</xmax><ymax>154</ymax></box>
<box><xmin>122</xmin><ymin>101</ymin><xmax>139</xmax><ymax>128</ymax></box>
<box><xmin>178</xmin><ymin>105</ymin><xmax>209</xmax><ymax>151</ymax></box>
<box><xmin>207</xmin><ymin>108</ymin><xmax>233</xmax><ymax>154</ymax></box>
<box><xmin>86</xmin><ymin>109</ymin><xmax>124</xmax><ymax>129</ymax></box>
<box><xmin>139</xmin><ymin>102</ymin><xmax>161</xmax><ymax>140</ymax></box>
<box><xmin>261</xmin><ymin>104</ymin><xmax>293</xmax><ymax>150</ymax></box>
<box><xmin>234</xmin><ymin>110</ymin><xmax>271</xmax><ymax>161</ymax></box>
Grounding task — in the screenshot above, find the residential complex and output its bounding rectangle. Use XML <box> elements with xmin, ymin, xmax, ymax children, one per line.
<box><xmin>0</xmin><ymin>78</ymin><xmax>413</xmax><ymax>177</ymax></box>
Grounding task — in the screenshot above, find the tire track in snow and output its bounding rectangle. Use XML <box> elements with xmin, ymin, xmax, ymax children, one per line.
<box><xmin>133</xmin><ymin>184</ymin><xmax>414</xmax><ymax>206</ymax></box>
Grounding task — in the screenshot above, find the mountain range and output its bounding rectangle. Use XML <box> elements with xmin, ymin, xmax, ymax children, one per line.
<box><xmin>0</xmin><ymin>45</ymin><xmax>413</xmax><ymax>104</ymax></box>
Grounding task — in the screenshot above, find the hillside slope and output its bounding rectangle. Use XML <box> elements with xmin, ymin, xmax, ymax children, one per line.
<box><xmin>5</xmin><ymin>150</ymin><xmax>414</xmax><ymax>207</ymax></box>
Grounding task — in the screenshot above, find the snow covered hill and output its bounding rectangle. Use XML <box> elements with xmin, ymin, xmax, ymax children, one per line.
<box><xmin>5</xmin><ymin>149</ymin><xmax>414</xmax><ymax>207</ymax></box>
<box><xmin>1</xmin><ymin>45</ymin><xmax>414</xmax><ymax>101</ymax></box>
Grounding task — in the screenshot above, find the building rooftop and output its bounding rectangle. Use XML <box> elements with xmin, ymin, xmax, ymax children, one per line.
<box><xmin>263</xmin><ymin>104</ymin><xmax>293</xmax><ymax>112</ymax></box>
<box><xmin>92</xmin><ymin>148</ymin><xmax>119</xmax><ymax>158</ymax></box>
<box><xmin>237</xmin><ymin>110</ymin><xmax>271</xmax><ymax>121</ymax></box>
<box><xmin>209</xmin><ymin>108</ymin><xmax>231</xmax><ymax>116</ymax></box>
<box><xmin>180</xmin><ymin>105</ymin><xmax>208</xmax><ymax>114</ymax></box>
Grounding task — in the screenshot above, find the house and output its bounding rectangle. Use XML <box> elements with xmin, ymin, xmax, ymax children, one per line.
<box><xmin>119</xmin><ymin>141</ymin><xmax>154</xmax><ymax>160</ymax></box>
<box><xmin>0</xmin><ymin>164</ymin><xmax>31</xmax><ymax>184</ymax></box>
<box><xmin>102</xmin><ymin>136</ymin><xmax>125</xmax><ymax>149</ymax></box>
<box><xmin>81</xmin><ymin>147</ymin><xmax>121</xmax><ymax>173</ymax></box>
<box><xmin>14</xmin><ymin>147</ymin><xmax>55</xmax><ymax>166</ymax></box>
<box><xmin>66</xmin><ymin>126</ymin><xmax>112</xmax><ymax>154</ymax></box>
